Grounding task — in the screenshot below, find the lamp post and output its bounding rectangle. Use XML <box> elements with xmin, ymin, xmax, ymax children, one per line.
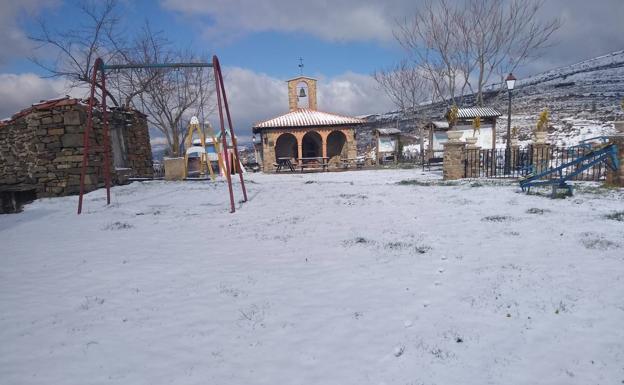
<box><xmin>504</xmin><ymin>73</ymin><xmax>516</xmax><ymax>175</ymax></box>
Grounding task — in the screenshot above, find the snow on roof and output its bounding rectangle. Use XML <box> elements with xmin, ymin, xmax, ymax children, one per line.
<box><xmin>452</xmin><ymin>107</ymin><xmax>502</xmax><ymax>119</ymax></box>
<box><xmin>428</xmin><ymin>121</ymin><xmax>450</xmax><ymax>129</ymax></box>
<box><xmin>375</xmin><ymin>128</ymin><xmax>402</xmax><ymax>135</ymax></box>
<box><xmin>253</xmin><ymin>108</ymin><xmax>365</xmax><ymax>132</ymax></box>
<box><xmin>9</xmin><ymin>97</ymin><xmax>82</xmax><ymax>121</ymax></box>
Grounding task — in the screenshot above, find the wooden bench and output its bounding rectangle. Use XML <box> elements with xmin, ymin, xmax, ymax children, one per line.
<box><xmin>299</xmin><ymin>157</ymin><xmax>328</xmax><ymax>172</ymax></box>
<box><xmin>300</xmin><ymin>162</ymin><xmax>328</xmax><ymax>172</ymax></box>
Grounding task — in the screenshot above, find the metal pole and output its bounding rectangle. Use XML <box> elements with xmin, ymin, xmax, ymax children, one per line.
<box><xmin>77</xmin><ymin>58</ymin><xmax>102</xmax><ymax>214</ymax></box>
<box><xmin>100</xmin><ymin>63</ymin><xmax>112</xmax><ymax>205</ymax></box>
<box><xmin>213</xmin><ymin>55</ymin><xmax>248</xmax><ymax>203</ymax></box>
<box><xmin>505</xmin><ymin>89</ymin><xmax>512</xmax><ymax>175</ymax></box>
<box><xmin>213</xmin><ymin>56</ymin><xmax>236</xmax><ymax>213</ymax></box>
<box><xmin>102</xmin><ymin>62</ymin><xmax>212</xmax><ymax>70</ymax></box>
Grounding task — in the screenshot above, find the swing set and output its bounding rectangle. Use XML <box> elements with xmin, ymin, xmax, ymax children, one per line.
<box><xmin>77</xmin><ymin>55</ymin><xmax>247</xmax><ymax>214</ymax></box>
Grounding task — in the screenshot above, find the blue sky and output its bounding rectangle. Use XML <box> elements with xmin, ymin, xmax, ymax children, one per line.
<box><xmin>3</xmin><ymin>0</ymin><xmax>403</xmax><ymax>78</ymax></box>
<box><xmin>1</xmin><ymin>0</ymin><xmax>623</xmax><ymax>136</ymax></box>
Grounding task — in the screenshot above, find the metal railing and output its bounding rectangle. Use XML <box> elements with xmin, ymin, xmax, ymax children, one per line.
<box><xmin>464</xmin><ymin>145</ymin><xmax>609</xmax><ymax>181</ymax></box>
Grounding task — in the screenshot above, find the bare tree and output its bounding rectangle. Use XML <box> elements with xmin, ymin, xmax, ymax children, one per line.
<box><xmin>394</xmin><ymin>0</ymin><xmax>561</xmax><ymax>106</ymax></box>
<box><xmin>29</xmin><ymin>0</ymin><xmax>123</xmax><ymax>106</ymax></box>
<box><xmin>30</xmin><ymin>3</ymin><xmax>215</xmax><ymax>157</ymax></box>
<box><xmin>465</xmin><ymin>0</ymin><xmax>561</xmax><ymax>105</ymax></box>
<box><xmin>373</xmin><ymin>60</ymin><xmax>431</xmax><ymax>161</ymax></box>
<box><xmin>138</xmin><ymin>60</ymin><xmax>214</xmax><ymax>157</ymax></box>
<box><xmin>394</xmin><ymin>0</ymin><xmax>469</xmax><ymax>107</ymax></box>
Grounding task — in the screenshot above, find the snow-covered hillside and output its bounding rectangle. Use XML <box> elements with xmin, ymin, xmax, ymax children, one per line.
<box><xmin>363</xmin><ymin>50</ymin><xmax>624</xmax><ymax>148</ymax></box>
<box><xmin>1</xmin><ymin>171</ymin><xmax>623</xmax><ymax>384</ymax></box>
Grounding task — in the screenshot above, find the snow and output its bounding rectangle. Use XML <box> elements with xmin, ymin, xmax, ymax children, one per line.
<box><xmin>1</xmin><ymin>170</ymin><xmax>624</xmax><ymax>384</ymax></box>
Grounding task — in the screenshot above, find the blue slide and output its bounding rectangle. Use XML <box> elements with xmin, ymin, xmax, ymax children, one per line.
<box><xmin>519</xmin><ymin>138</ymin><xmax>619</xmax><ymax>197</ymax></box>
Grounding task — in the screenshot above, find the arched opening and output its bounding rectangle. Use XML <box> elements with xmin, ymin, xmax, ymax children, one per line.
<box><xmin>302</xmin><ymin>131</ymin><xmax>322</xmax><ymax>159</ymax></box>
<box><xmin>327</xmin><ymin>130</ymin><xmax>347</xmax><ymax>165</ymax></box>
<box><xmin>296</xmin><ymin>81</ymin><xmax>309</xmax><ymax>109</ymax></box>
<box><xmin>275</xmin><ymin>133</ymin><xmax>298</xmax><ymax>161</ymax></box>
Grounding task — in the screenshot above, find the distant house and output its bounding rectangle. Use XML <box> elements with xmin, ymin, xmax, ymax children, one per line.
<box><xmin>424</xmin><ymin>121</ymin><xmax>451</xmax><ymax>158</ymax></box>
<box><xmin>374</xmin><ymin>128</ymin><xmax>401</xmax><ymax>163</ymax></box>
<box><xmin>0</xmin><ymin>97</ymin><xmax>152</xmax><ymax>212</ymax></box>
<box><xmin>425</xmin><ymin>107</ymin><xmax>502</xmax><ymax>156</ymax></box>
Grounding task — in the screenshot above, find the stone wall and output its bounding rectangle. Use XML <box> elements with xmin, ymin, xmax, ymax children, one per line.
<box><xmin>120</xmin><ymin>109</ymin><xmax>153</xmax><ymax>178</ymax></box>
<box><xmin>260</xmin><ymin>127</ymin><xmax>357</xmax><ymax>172</ymax></box>
<box><xmin>0</xmin><ymin>98</ymin><xmax>152</xmax><ymax>198</ymax></box>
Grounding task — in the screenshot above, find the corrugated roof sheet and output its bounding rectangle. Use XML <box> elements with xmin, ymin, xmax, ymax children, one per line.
<box><xmin>375</xmin><ymin>128</ymin><xmax>402</xmax><ymax>135</ymax></box>
<box><xmin>253</xmin><ymin>108</ymin><xmax>365</xmax><ymax>131</ymax></box>
<box><xmin>452</xmin><ymin>107</ymin><xmax>502</xmax><ymax>119</ymax></box>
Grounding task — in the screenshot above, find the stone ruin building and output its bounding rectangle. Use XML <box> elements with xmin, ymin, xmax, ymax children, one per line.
<box><xmin>0</xmin><ymin>97</ymin><xmax>153</xmax><ymax>213</ymax></box>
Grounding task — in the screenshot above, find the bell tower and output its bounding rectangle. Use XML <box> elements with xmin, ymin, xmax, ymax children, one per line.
<box><xmin>287</xmin><ymin>76</ymin><xmax>317</xmax><ymax>111</ymax></box>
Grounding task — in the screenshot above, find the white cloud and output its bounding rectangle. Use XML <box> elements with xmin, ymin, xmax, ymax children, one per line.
<box><xmin>1</xmin><ymin>68</ymin><xmax>391</xmax><ymax>145</ymax></box>
<box><xmin>0</xmin><ymin>0</ymin><xmax>59</xmax><ymax>66</ymax></box>
<box><xmin>160</xmin><ymin>0</ymin><xmax>408</xmax><ymax>42</ymax></box>
<box><xmin>318</xmin><ymin>72</ymin><xmax>393</xmax><ymax>117</ymax></box>
<box><xmin>207</xmin><ymin>67</ymin><xmax>393</xmax><ymax>140</ymax></box>
<box><xmin>0</xmin><ymin>73</ymin><xmax>74</xmax><ymax>119</ymax></box>
<box><xmin>160</xmin><ymin>0</ymin><xmax>624</xmax><ymax>75</ymax></box>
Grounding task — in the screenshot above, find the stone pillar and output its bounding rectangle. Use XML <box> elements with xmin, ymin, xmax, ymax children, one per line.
<box><xmin>532</xmin><ymin>143</ymin><xmax>550</xmax><ymax>175</ymax></box>
<box><xmin>606</xmin><ymin>122</ymin><xmax>624</xmax><ymax>186</ymax></box>
<box><xmin>443</xmin><ymin>136</ymin><xmax>466</xmax><ymax>180</ymax></box>
<box><xmin>297</xmin><ymin>140</ymin><xmax>303</xmax><ymax>168</ymax></box>
<box><xmin>346</xmin><ymin>129</ymin><xmax>357</xmax><ymax>159</ymax></box>
<box><xmin>321</xmin><ymin>136</ymin><xmax>327</xmax><ymax>159</ymax></box>
<box><xmin>261</xmin><ymin>132</ymin><xmax>277</xmax><ymax>172</ymax></box>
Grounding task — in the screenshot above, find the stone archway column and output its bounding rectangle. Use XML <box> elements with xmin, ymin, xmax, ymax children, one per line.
<box><xmin>296</xmin><ymin>132</ymin><xmax>303</xmax><ymax>168</ymax></box>
<box><xmin>320</xmin><ymin>130</ymin><xmax>328</xmax><ymax>160</ymax></box>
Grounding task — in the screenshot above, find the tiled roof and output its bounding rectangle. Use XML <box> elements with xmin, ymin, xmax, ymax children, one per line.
<box><xmin>10</xmin><ymin>97</ymin><xmax>81</xmax><ymax>121</ymax></box>
<box><xmin>253</xmin><ymin>108</ymin><xmax>365</xmax><ymax>132</ymax></box>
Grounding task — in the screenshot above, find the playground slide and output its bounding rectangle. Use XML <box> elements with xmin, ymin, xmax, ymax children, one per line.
<box><xmin>519</xmin><ymin>142</ymin><xmax>619</xmax><ymax>197</ymax></box>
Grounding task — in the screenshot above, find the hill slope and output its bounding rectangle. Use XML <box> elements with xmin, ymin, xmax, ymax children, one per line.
<box><xmin>363</xmin><ymin>50</ymin><xmax>624</xmax><ymax>147</ymax></box>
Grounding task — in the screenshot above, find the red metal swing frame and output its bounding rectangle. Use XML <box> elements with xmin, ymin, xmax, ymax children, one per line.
<box><xmin>77</xmin><ymin>55</ymin><xmax>247</xmax><ymax>214</ymax></box>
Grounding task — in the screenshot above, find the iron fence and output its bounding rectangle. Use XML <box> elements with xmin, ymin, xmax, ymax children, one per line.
<box><xmin>464</xmin><ymin>145</ymin><xmax>608</xmax><ymax>181</ymax></box>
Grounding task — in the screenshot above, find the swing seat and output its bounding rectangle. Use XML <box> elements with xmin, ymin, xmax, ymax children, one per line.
<box><xmin>186</xmin><ymin>146</ymin><xmax>206</xmax><ymax>156</ymax></box>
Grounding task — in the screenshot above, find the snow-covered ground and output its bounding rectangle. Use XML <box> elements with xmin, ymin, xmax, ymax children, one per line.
<box><xmin>1</xmin><ymin>170</ymin><xmax>624</xmax><ymax>385</ymax></box>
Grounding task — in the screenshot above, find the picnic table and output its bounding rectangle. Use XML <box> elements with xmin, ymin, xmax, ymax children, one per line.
<box><xmin>299</xmin><ymin>157</ymin><xmax>329</xmax><ymax>172</ymax></box>
<box><xmin>275</xmin><ymin>157</ymin><xmax>295</xmax><ymax>172</ymax></box>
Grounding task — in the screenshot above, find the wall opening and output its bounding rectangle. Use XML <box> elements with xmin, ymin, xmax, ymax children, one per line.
<box><xmin>296</xmin><ymin>81</ymin><xmax>309</xmax><ymax>109</ymax></box>
<box><xmin>327</xmin><ymin>130</ymin><xmax>347</xmax><ymax>162</ymax></box>
<box><xmin>275</xmin><ymin>133</ymin><xmax>298</xmax><ymax>160</ymax></box>
<box><xmin>302</xmin><ymin>131</ymin><xmax>322</xmax><ymax>158</ymax></box>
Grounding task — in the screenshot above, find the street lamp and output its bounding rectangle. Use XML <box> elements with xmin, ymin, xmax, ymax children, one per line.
<box><xmin>504</xmin><ymin>73</ymin><xmax>516</xmax><ymax>175</ymax></box>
